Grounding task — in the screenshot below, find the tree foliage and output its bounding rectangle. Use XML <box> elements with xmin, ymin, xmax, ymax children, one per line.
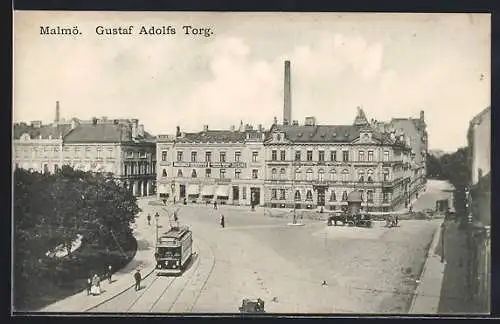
<box><xmin>14</xmin><ymin>166</ymin><xmax>140</xmax><ymax>306</ymax></box>
<box><xmin>426</xmin><ymin>147</ymin><xmax>472</xmax><ymax>215</ymax></box>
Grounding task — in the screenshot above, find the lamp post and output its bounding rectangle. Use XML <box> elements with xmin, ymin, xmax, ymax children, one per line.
<box><xmin>155</xmin><ymin>212</ymin><xmax>160</xmax><ymax>247</ymax></box>
<box><xmin>171</xmin><ymin>181</ymin><xmax>176</xmax><ymax>205</ymax></box>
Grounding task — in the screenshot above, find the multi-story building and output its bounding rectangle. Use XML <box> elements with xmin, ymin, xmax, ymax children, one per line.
<box><xmin>13</xmin><ymin>102</ymin><xmax>157</xmax><ymax>196</ymax></box>
<box><xmin>156</xmin><ymin>123</ymin><xmax>266</xmax><ymax>206</ymax></box>
<box><xmin>264</xmin><ymin>108</ymin><xmax>413</xmax><ymax>212</ymax></box>
<box><xmin>466</xmin><ymin>105</ymin><xmax>490</xmax><ymax>312</ymax></box>
<box><xmin>388</xmin><ymin>112</ymin><xmax>428</xmax><ymax>200</ymax></box>
<box><xmin>154</xmin><ymin>60</ymin><xmax>425</xmax><ymax>211</ymax></box>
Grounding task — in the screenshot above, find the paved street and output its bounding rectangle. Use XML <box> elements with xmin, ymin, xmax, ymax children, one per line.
<box><xmin>87</xmin><ymin>180</ymin><xmax>451</xmax><ymax>314</ymax></box>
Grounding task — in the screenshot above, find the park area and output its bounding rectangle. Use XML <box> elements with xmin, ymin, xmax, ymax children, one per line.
<box><xmin>13</xmin><ymin>167</ymin><xmax>140</xmax><ymax>311</ymax></box>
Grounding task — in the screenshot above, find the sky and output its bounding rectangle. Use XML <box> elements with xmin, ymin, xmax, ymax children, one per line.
<box><xmin>13</xmin><ymin>12</ymin><xmax>490</xmax><ymax>152</ymax></box>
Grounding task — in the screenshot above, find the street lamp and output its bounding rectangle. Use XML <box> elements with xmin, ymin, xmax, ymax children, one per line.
<box><xmin>171</xmin><ymin>181</ymin><xmax>176</xmax><ymax>204</ymax></box>
<box><xmin>155</xmin><ymin>212</ymin><xmax>160</xmax><ymax>247</ymax></box>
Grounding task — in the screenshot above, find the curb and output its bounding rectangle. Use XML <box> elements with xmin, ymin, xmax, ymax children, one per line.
<box><xmin>408</xmin><ymin>219</ymin><xmax>444</xmax><ymax>314</ymax></box>
<box><xmin>84</xmin><ymin>265</ymin><xmax>157</xmax><ymax>312</ymax></box>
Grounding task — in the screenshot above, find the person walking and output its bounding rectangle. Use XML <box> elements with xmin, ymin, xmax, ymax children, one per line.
<box><xmin>220</xmin><ymin>214</ymin><xmax>225</xmax><ymax>228</ymax></box>
<box><xmin>147</xmin><ymin>214</ymin><xmax>151</xmax><ymax>226</ymax></box>
<box><xmin>86</xmin><ymin>275</ymin><xmax>92</xmax><ymax>296</ymax></box>
<box><xmin>134</xmin><ymin>269</ymin><xmax>142</xmax><ymax>291</ymax></box>
<box><xmin>90</xmin><ymin>274</ymin><xmax>101</xmax><ymax>296</ymax></box>
<box><xmin>107</xmin><ymin>265</ymin><xmax>113</xmax><ymax>283</ymax></box>
<box><xmin>213</xmin><ymin>201</ymin><xmax>218</xmax><ymax>210</ymax></box>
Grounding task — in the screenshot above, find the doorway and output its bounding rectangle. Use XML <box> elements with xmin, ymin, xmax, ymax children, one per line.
<box><xmin>179</xmin><ymin>184</ymin><xmax>186</xmax><ymax>199</ymax></box>
<box><xmin>250</xmin><ymin>187</ymin><xmax>261</xmax><ymax>206</ymax></box>
<box><xmin>317</xmin><ymin>187</ymin><xmax>326</xmax><ymax>207</ymax></box>
<box><xmin>232</xmin><ymin>186</ymin><xmax>239</xmax><ymax>202</ymax></box>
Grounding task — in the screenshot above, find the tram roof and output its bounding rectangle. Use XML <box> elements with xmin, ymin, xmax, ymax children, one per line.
<box><xmin>163</xmin><ymin>226</ymin><xmax>191</xmax><ymax>239</ymax></box>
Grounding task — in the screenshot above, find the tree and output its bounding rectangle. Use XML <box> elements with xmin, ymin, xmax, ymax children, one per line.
<box><xmin>14</xmin><ymin>166</ymin><xmax>140</xmax><ymax>308</ymax></box>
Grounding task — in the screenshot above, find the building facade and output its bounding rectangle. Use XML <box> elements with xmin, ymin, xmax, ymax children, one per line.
<box><xmin>156</xmin><ymin>123</ymin><xmax>267</xmax><ymax>206</ymax></box>
<box><xmin>388</xmin><ymin>112</ymin><xmax>428</xmax><ymax>201</ymax></box>
<box><xmin>466</xmin><ymin>106</ymin><xmax>491</xmax><ymax>312</ymax></box>
<box><xmin>264</xmin><ymin>109</ymin><xmax>413</xmax><ymax>212</ymax></box>
<box><xmin>13</xmin><ymin>102</ymin><xmax>157</xmax><ymax>197</ymax></box>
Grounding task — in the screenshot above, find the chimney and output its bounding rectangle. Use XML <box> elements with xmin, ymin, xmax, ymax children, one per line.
<box><xmin>305</xmin><ymin>116</ymin><xmax>316</xmax><ymax>126</ymax></box>
<box><xmin>55</xmin><ymin>101</ymin><xmax>60</xmax><ymax>122</ymax></box>
<box><xmin>131</xmin><ymin>119</ymin><xmax>138</xmax><ymax>138</ymax></box>
<box><xmin>258</xmin><ymin>124</ymin><xmax>263</xmax><ymax>132</ymax></box>
<box><xmin>273</xmin><ymin>116</ymin><xmax>278</xmax><ymax>125</ymax></box>
<box><xmin>283</xmin><ymin>60</ymin><xmax>292</xmax><ymax>125</ymax></box>
<box><xmin>203</xmin><ymin>125</ymin><xmax>209</xmax><ymax>132</ymax></box>
<box><xmin>176</xmin><ymin>126</ymin><xmax>181</xmax><ymax>137</ymax></box>
<box><xmin>230</xmin><ymin>125</ymin><xmax>235</xmax><ymax>132</ymax></box>
<box><xmin>92</xmin><ymin>117</ymin><xmax>98</xmax><ymax>125</ymax></box>
<box><xmin>420</xmin><ymin>110</ymin><xmax>425</xmax><ymax>121</ymax></box>
<box><xmin>138</xmin><ymin>124</ymin><xmax>145</xmax><ymax>137</ymax></box>
<box><xmin>31</xmin><ymin>120</ymin><xmax>42</xmax><ymax>128</ymax></box>
<box><xmin>70</xmin><ymin>118</ymin><xmax>79</xmax><ymax>130</ymax></box>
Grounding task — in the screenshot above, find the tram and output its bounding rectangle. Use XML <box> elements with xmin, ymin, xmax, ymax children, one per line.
<box><xmin>154</xmin><ymin>225</ymin><xmax>193</xmax><ymax>275</ymax></box>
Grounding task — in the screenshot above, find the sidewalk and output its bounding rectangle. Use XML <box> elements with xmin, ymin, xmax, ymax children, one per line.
<box><xmin>409</xmin><ymin>218</ymin><xmax>445</xmax><ymax>314</ymax></box>
<box><xmin>41</xmin><ymin>197</ymin><xmax>160</xmax><ymax>312</ymax></box>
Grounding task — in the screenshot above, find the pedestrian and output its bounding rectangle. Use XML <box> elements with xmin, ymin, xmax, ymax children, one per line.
<box><xmin>107</xmin><ymin>265</ymin><xmax>113</xmax><ymax>283</ymax></box>
<box><xmin>174</xmin><ymin>211</ymin><xmax>178</xmax><ymax>222</ymax></box>
<box><xmin>90</xmin><ymin>274</ymin><xmax>101</xmax><ymax>296</ymax></box>
<box><xmin>220</xmin><ymin>214</ymin><xmax>225</xmax><ymax>228</ymax></box>
<box><xmin>134</xmin><ymin>269</ymin><xmax>142</xmax><ymax>291</ymax></box>
<box><xmin>147</xmin><ymin>213</ymin><xmax>151</xmax><ymax>226</ymax></box>
<box><xmin>86</xmin><ymin>275</ymin><xmax>92</xmax><ymax>296</ymax></box>
<box><xmin>214</xmin><ymin>201</ymin><xmax>218</xmax><ymax>210</ymax></box>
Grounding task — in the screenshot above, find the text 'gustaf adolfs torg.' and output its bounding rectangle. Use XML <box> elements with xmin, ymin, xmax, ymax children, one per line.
<box><xmin>39</xmin><ymin>25</ymin><xmax>214</xmax><ymax>37</ymax></box>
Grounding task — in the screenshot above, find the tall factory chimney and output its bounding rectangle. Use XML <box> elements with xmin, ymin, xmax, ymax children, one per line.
<box><xmin>55</xmin><ymin>101</ymin><xmax>60</xmax><ymax>122</ymax></box>
<box><xmin>283</xmin><ymin>60</ymin><xmax>292</xmax><ymax>125</ymax></box>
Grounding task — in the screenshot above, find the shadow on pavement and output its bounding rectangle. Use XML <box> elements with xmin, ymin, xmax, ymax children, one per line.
<box><xmin>437</xmin><ymin>221</ymin><xmax>481</xmax><ymax>314</ymax></box>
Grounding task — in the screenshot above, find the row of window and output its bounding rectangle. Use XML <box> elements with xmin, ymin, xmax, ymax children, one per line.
<box><xmin>162</xmin><ymin>168</ymin><xmax>260</xmax><ymax>179</ymax></box>
<box><xmin>270</xmin><ymin>150</ymin><xmax>391</xmax><ymax>162</ymax></box>
<box><xmin>162</xmin><ymin>150</ymin><xmax>259</xmax><ymax>163</ymax></box>
<box><xmin>270</xmin><ymin>189</ymin><xmax>390</xmax><ymax>203</ymax></box>
<box><xmin>123</xmin><ymin>162</ymin><xmax>155</xmax><ymax>175</ymax></box>
<box><xmin>161</xmin><ymin>149</ymin><xmax>392</xmax><ymax>163</ymax></box>
<box><xmin>15</xmin><ymin>146</ymin><xmax>148</xmax><ymax>159</ymax></box>
<box><xmin>271</xmin><ymin>168</ymin><xmax>391</xmax><ymax>182</ymax></box>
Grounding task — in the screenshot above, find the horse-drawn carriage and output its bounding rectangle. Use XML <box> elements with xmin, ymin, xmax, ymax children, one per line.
<box><xmin>327</xmin><ymin>211</ymin><xmax>372</xmax><ymax>228</ymax></box>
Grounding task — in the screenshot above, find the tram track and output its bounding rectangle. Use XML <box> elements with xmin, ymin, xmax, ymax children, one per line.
<box><xmin>187</xmin><ymin>235</ymin><xmax>217</xmax><ymax>312</ymax></box>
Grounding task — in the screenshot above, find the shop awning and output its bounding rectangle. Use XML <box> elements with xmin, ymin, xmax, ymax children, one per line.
<box><xmin>187</xmin><ymin>185</ymin><xmax>200</xmax><ymax>196</ymax></box>
<box><xmin>158</xmin><ymin>184</ymin><xmax>169</xmax><ymax>194</ymax></box>
<box><xmin>216</xmin><ymin>185</ymin><xmax>230</xmax><ymax>197</ymax></box>
<box><xmin>201</xmin><ymin>185</ymin><xmax>216</xmax><ymax>196</ymax></box>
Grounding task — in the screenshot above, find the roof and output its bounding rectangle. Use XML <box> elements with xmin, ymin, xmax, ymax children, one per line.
<box><xmin>13</xmin><ymin>123</ymin><xmax>72</xmax><ymax>140</ymax></box>
<box><xmin>63</xmin><ymin>123</ymin><xmax>128</xmax><ymax>143</ymax></box>
<box><xmin>347</xmin><ymin>191</ymin><xmax>363</xmax><ymax>202</ymax></box>
<box><xmin>174</xmin><ymin>130</ymin><xmax>263</xmax><ymax>143</ymax></box>
<box><xmin>353</xmin><ymin>107</ymin><xmax>369</xmax><ymax>126</ymax></box>
<box><xmin>268</xmin><ymin>124</ymin><xmax>393</xmax><ymax>144</ymax></box>
<box><xmin>163</xmin><ymin>226</ymin><xmax>191</xmax><ymax>239</ymax></box>
<box><xmin>63</xmin><ymin>123</ymin><xmax>155</xmax><ymax>144</ymax></box>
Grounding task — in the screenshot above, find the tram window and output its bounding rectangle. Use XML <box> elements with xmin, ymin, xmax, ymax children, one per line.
<box><xmin>157</xmin><ymin>247</ymin><xmax>181</xmax><ymax>258</ymax></box>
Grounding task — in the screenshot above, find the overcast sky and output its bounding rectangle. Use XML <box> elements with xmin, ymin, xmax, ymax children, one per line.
<box><xmin>14</xmin><ymin>12</ymin><xmax>490</xmax><ymax>151</ymax></box>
